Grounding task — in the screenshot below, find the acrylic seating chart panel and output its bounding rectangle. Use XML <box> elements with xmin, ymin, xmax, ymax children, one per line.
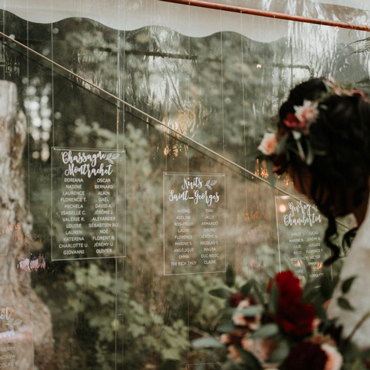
<box><xmin>51</xmin><ymin>148</ymin><xmax>126</xmax><ymax>261</ymax></box>
<box><xmin>163</xmin><ymin>172</ymin><xmax>226</xmax><ymax>275</ymax></box>
<box><xmin>275</xmin><ymin>196</ymin><xmax>327</xmax><ymax>285</ymax></box>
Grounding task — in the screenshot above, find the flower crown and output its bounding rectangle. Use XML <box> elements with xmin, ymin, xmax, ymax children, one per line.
<box><xmin>258</xmin><ymin>78</ymin><xmax>368</xmax><ymax>169</ymax></box>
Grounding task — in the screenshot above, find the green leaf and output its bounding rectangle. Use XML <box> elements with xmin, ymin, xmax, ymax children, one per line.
<box><xmin>195</xmin><ymin>363</ymin><xmax>205</xmax><ymax>370</ymax></box>
<box><xmin>268</xmin><ymin>282</ymin><xmax>279</xmax><ymax>315</ymax></box>
<box><xmin>276</xmin><ymin>134</ymin><xmax>288</xmax><ymax>155</ymax></box>
<box><xmin>320</xmin><ymin>268</ymin><xmax>334</xmax><ymax>300</ymax></box>
<box><xmin>192</xmin><ymin>337</ymin><xmax>224</xmax><ymax>349</ymax></box>
<box><xmin>341</xmin><ymin>276</ymin><xmax>357</xmax><ymax>294</ymax></box>
<box><xmin>240</xmin><ymin>280</ymin><xmax>256</xmax><ymax>297</ymax></box>
<box><xmin>217</xmin><ymin>322</ymin><xmax>236</xmax><ymax>333</ymax></box>
<box><xmin>266</xmin><ymin>160</ymin><xmax>275</xmax><ymax>187</ymax></box>
<box><xmin>239</xmin><ymin>349</ymin><xmax>263</xmax><ymax>370</ymax></box>
<box><xmin>268</xmin><ymin>340</ymin><xmax>290</xmax><ymax>363</ymax></box>
<box><xmin>225</xmin><ymin>264</ymin><xmax>236</xmax><ymax>288</ymax></box>
<box><xmin>239</xmin><ymin>306</ymin><xmax>264</xmax><ymax>317</ymax></box>
<box><xmin>296</xmin><ymin>139</ymin><xmax>305</xmax><ymax>161</ymax></box>
<box><xmin>250</xmin><ymin>324</ymin><xmax>279</xmax><ymax>339</ymax></box>
<box><xmin>252</xmin><ymin>284</ymin><xmax>264</xmax><ymax>306</ymax></box>
<box><xmin>305</xmin><ymin>138</ymin><xmax>314</xmax><ymax>165</ymax></box>
<box><xmin>159</xmin><ymin>360</ymin><xmax>179</xmax><ymax>370</ymax></box>
<box><xmin>209</xmin><ymin>288</ymin><xmax>232</xmax><ymax>299</ymax></box>
<box><xmin>338</xmin><ymin>297</ymin><xmax>355</xmax><ymax>311</ymax></box>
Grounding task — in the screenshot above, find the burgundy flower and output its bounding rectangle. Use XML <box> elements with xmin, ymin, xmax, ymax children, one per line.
<box><xmin>282</xmin><ymin>342</ymin><xmax>327</xmax><ymax>370</ymax></box>
<box><xmin>269</xmin><ymin>271</ymin><xmax>316</xmax><ymax>336</ymax></box>
<box><xmin>268</xmin><ymin>270</ymin><xmax>302</xmax><ymax>304</ymax></box>
<box><xmin>230</xmin><ymin>292</ymin><xmax>244</xmax><ymax>308</ymax></box>
<box><xmin>277</xmin><ymin>301</ymin><xmax>316</xmax><ymax>336</ymax></box>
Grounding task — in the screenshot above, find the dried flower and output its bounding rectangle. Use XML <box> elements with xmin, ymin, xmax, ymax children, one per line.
<box><xmin>294</xmin><ymin>100</ymin><xmax>319</xmax><ymax>126</ymax></box>
<box><xmin>241</xmin><ymin>337</ymin><xmax>278</xmax><ymax>363</ymax></box>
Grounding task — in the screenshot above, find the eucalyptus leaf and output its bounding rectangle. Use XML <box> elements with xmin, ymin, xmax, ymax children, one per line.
<box><xmin>239</xmin><ymin>305</ymin><xmax>264</xmax><ymax>317</ymax></box>
<box><xmin>241</xmin><ymin>280</ymin><xmax>255</xmax><ymax>297</ymax></box>
<box><xmin>268</xmin><ymin>340</ymin><xmax>290</xmax><ymax>363</ymax></box>
<box><xmin>296</xmin><ymin>139</ymin><xmax>305</xmax><ymax>161</ymax></box>
<box><xmin>341</xmin><ymin>276</ymin><xmax>357</xmax><ymax>294</ymax></box>
<box><xmin>239</xmin><ymin>349</ymin><xmax>263</xmax><ymax>370</ymax></box>
<box><xmin>192</xmin><ymin>337</ymin><xmax>224</xmax><ymax>349</ymax></box>
<box><xmin>225</xmin><ymin>265</ymin><xmax>236</xmax><ymax>288</ymax></box>
<box><xmin>268</xmin><ymin>282</ymin><xmax>279</xmax><ymax>315</ymax></box>
<box><xmin>276</xmin><ymin>134</ymin><xmax>288</xmax><ymax>155</ymax></box>
<box><xmin>250</xmin><ymin>323</ymin><xmax>279</xmax><ymax>339</ymax></box>
<box><xmin>217</xmin><ymin>322</ymin><xmax>236</xmax><ymax>333</ymax></box>
<box><xmin>305</xmin><ymin>138</ymin><xmax>314</xmax><ymax>165</ymax></box>
<box><xmin>338</xmin><ymin>297</ymin><xmax>355</xmax><ymax>311</ymax></box>
<box><xmin>252</xmin><ymin>284</ymin><xmax>264</xmax><ymax>306</ymax></box>
<box><xmin>209</xmin><ymin>288</ymin><xmax>232</xmax><ymax>299</ymax></box>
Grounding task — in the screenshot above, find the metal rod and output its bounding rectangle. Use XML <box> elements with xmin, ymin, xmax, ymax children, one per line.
<box><xmin>0</xmin><ymin>32</ymin><xmax>350</xmax><ymax>228</ymax></box>
<box><xmin>160</xmin><ymin>0</ymin><xmax>370</xmax><ymax>33</ymax></box>
<box><xmin>0</xmin><ymin>31</ymin><xmax>278</xmax><ymax>190</ymax></box>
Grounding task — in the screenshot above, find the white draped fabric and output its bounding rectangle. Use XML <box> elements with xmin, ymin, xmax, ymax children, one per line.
<box><xmin>0</xmin><ymin>0</ymin><xmax>369</xmax><ymax>43</ymax></box>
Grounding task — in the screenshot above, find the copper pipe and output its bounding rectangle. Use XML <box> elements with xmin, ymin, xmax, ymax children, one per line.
<box><xmin>160</xmin><ymin>0</ymin><xmax>370</xmax><ymax>33</ymax></box>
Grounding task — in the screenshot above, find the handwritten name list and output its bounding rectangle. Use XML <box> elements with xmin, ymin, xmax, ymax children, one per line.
<box><xmin>0</xmin><ymin>302</ymin><xmax>33</xmax><ymax>368</ymax></box>
<box><xmin>275</xmin><ymin>196</ymin><xmax>325</xmax><ymax>284</ymax></box>
<box><xmin>52</xmin><ymin>148</ymin><xmax>125</xmax><ymax>261</ymax></box>
<box><xmin>163</xmin><ymin>173</ymin><xmax>226</xmax><ymax>275</ymax></box>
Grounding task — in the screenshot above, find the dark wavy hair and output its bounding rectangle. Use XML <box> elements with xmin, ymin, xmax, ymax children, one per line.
<box><xmin>276</xmin><ymin>78</ymin><xmax>370</xmax><ymax>265</ymax></box>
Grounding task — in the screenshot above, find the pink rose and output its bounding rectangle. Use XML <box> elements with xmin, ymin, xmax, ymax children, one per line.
<box><xmin>258</xmin><ymin>133</ymin><xmax>277</xmax><ymax>155</ymax></box>
<box><xmin>322</xmin><ymin>344</ymin><xmax>343</xmax><ymax>370</ymax></box>
<box><xmin>241</xmin><ymin>337</ymin><xmax>278</xmax><ymax>363</ymax></box>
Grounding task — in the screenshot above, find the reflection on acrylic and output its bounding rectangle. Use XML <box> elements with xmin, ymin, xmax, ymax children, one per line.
<box><xmin>17</xmin><ymin>254</ymin><xmax>46</xmax><ymax>273</ymax></box>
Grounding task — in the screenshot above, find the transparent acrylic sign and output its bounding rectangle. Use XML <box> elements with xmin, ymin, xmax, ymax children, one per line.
<box><xmin>163</xmin><ymin>173</ymin><xmax>226</xmax><ymax>275</ymax></box>
<box><xmin>0</xmin><ymin>300</ymin><xmax>33</xmax><ymax>369</ymax></box>
<box><xmin>275</xmin><ymin>196</ymin><xmax>325</xmax><ymax>284</ymax></box>
<box><xmin>51</xmin><ymin>148</ymin><xmax>126</xmax><ymax>261</ymax></box>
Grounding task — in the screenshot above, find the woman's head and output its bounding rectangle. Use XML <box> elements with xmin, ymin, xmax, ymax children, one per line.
<box><xmin>259</xmin><ymin>77</ymin><xmax>370</xmax><ymax>264</ymax></box>
<box><xmin>276</xmin><ymin>78</ymin><xmax>370</xmax><ymax>217</ymax></box>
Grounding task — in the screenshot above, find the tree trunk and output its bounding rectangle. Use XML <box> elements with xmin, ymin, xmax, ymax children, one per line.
<box><xmin>0</xmin><ymin>81</ymin><xmax>53</xmax><ymax>369</ymax></box>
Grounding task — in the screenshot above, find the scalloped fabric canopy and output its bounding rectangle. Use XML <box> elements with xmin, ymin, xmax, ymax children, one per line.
<box><xmin>0</xmin><ymin>0</ymin><xmax>369</xmax><ymax>43</ymax></box>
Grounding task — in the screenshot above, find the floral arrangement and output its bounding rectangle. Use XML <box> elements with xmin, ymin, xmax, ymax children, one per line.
<box><xmin>257</xmin><ymin>78</ymin><xmax>368</xmax><ymax>167</ymax></box>
<box><xmin>192</xmin><ymin>268</ymin><xmax>370</xmax><ymax>370</ymax></box>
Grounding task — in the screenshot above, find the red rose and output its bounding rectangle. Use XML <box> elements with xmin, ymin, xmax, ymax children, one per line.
<box><xmin>269</xmin><ymin>271</ymin><xmax>316</xmax><ymax>336</ymax></box>
<box><xmin>277</xmin><ymin>301</ymin><xmax>316</xmax><ymax>336</ymax></box>
<box><xmin>268</xmin><ymin>271</ymin><xmax>302</xmax><ymax>304</ymax></box>
<box><xmin>281</xmin><ymin>342</ymin><xmax>327</xmax><ymax>370</ymax></box>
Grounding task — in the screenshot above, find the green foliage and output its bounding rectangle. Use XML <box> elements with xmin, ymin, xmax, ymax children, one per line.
<box><xmin>63</xmin><ymin>262</ymin><xmax>189</xmax><ymax>369</ymax></box>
